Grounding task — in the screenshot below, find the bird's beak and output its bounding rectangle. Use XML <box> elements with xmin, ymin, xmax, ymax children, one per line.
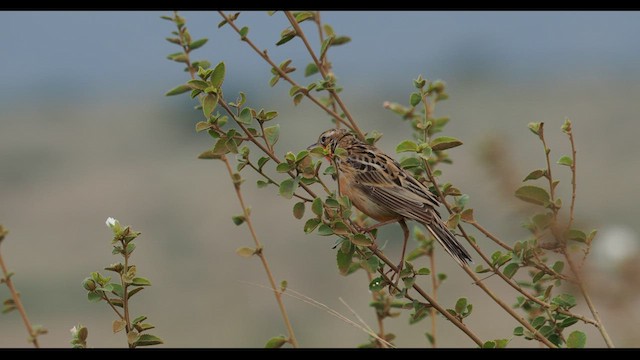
<box><xmin>307</xmin><ymin>142</ymin><xmax>320</xmax><ymax>151</ymax></box>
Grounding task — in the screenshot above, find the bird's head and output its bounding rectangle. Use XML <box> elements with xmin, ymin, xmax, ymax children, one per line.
<box><xmin>307</xmin><ymin>128</ymin><xmax>352</xmax><ymax>155</ymax></box>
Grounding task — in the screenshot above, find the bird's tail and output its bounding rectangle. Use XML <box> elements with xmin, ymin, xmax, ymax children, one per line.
<box><xmin>424</xmin><ymin>217</ymin><xmax>473</xmax><ymax>266</ymax></box>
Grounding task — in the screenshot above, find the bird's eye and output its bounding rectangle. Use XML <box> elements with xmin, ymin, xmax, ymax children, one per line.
<box><xmin>320</xmin><ymin>135</ymin><xmax>327</xmax><ymax>144</ymax></box>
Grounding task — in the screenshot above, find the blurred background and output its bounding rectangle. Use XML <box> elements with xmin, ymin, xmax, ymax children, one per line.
<box><xmin>1</xmin><ymin>11</ymin><xmax>639</xmax><ymax>348</ymax></box>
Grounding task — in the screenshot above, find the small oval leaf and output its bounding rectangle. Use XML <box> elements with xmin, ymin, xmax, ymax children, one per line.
<box><xmin>236</xmin><ymin>247</ymin><xmax>256</xmax><ymax>258</ymax></box>
<box><xmin>430</xmin><ymin>136</ymin><xmax>463</xmax><ymax>151</ymax></box>
<box><xmin>514</xmin><ymin>185</ymin><xmax>550</xmax><ymax>207</ymax></box>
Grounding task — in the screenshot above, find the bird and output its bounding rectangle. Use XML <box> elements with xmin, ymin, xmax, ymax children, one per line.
<box><xmin>309</xmin><ymin>128</ymin><xmax>472</xmax><ymax>276</ymax></box>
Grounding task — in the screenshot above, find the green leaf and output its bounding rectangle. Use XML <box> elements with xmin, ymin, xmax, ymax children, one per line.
<box><xmin>559</xmin><ymin>317</ymin><xmax>579</xmax><ymax>328</ymax></box>
<box><xmin>552</xmin><ymin>261</ymin><xmax>564</xmax><ymax>273</ymax></box>
<box><xmin>523</xmin><ymin>169</ymin><xmax>546</xmax><ymax>181</ymax></box>
<box><xmin>531</xmin><ymin>316</ymin><xmax>546</xmax><ymax>329</ymax></box>
<box><xmin>494</xmin><ymin>339</ymin><xmax>509</xmax><ymax>348</ymax></box>
<box><xmin>195</xmin><ymin>121</ymin><xmax>213</xmax><ymax>133</ymax></box>
<box><xmin>502</xmin><ymin>263</ymin><xmax>519</xmax><ymax>279</ymax></box>
<box><xmin>232</xmin><ymin>215</ymin><xmax>245</xmax><ymax>226</ymax></box>
<box><xmin>337</xmin><ymin>248</ymin><xmax>352</xmax><ymax>275</ymax></box>
<box><xmin>528</xmin><ymin>122</ymin><xmax>541</xmax><ymax>136</ymax></box>
<box><xmin>305</xmin><ymin>63</ymin><xmax>319</xmax><ymax>77</ymax></box>
<box><xmin>430</xmin><ymin>136</ymin><xmax>463</xmax><ymax>151</ymax></box>
<box><xmin>239</xmin><ymin>26</ymin><xmax>249</xmax><ymax>38</ymax></box>
<box><xmin>187</xmin><ymin>79</ymin><xmax>209</xmax><ymax>90</ymax></box>
<box><xmin>165</xmin><ymin>84</ymin><xmax>191</xmax><ymax>96</ymax></box>
<box><xmin>264</xmin><ymin>125</ymin><xmax>280</xmax><ymax>147</ymax></box>
<box><xmin>514</xmin><ymin>185</ymin><xmax>550</xmax><ymax>206</ymax></box>
<box><xmin>202</xmin><ymin>93</ymin><xmax>218</xmax><ymax>117</ymax></box>
<box><xmin>566</xmin><ymin>330</ymin><xmax>586</xmax><ymax>348</ymax></box>
<box><xmin>131</xmin><ymin>316</ymin><xmax>147</xmax><ymax>325</ymax></box>
<box><xmin>557</xmin><ymin>155</ymin><xmax>573</xmax><ymax>167</ymax></box>
<box><xmin>561</xmin><ymin>118</ymin><xmax>572</xmax><ymax>133</ymax></box>
<box><xmin>131</xmin><ymin>277</ymin><xmax>151</xmax><ymax>286</ymax></box>
<box><xmin>210</xmin><ymin>62</ymin><xmax>226</xmax><ymax>88</ymax></box>
<box><xmin>295</xmin><ymin>11</ymin><xmax>315</xmax><ymax>23</ymax></box>
<box><xmin>513</xmin><ymin>326</ymin><xmax>524</xmax><ymax>336</ymax></box>
<box><xmin>134</xmin><ymin>334</ymin><xmax>164</xmax><ymax>347</ymax></box>
<box><xmin>238</xmin><ymin>108</ymin><xmax>253</xmax><ymax>125</ymax></box>
<box><xmin>311</xmin><ymin>197</ymin><xmax>323</xmax><ymax>217</ymax></box>
<box><xmin>416</xmin><ymin>267</ymin><xmax>431</xmax><ymax>275</ymax></box>
<box><xmin>265</xmin><ymin>335</ymin><xmax>287</xmax><ymax>348</ymax></box>
<box><xmin>87</xmin><ymin>291</ymin><xmax>102</xmax><ymax>303</ymax></box>
<box><xmin>279</xmin><ymin>178</ymin><xmax>297</xmax><ymax>199</ymax></box>
<box><xmin>320</xmin><ymin>37</ymin><xmax>333</xmax><ymax>59</ymax></box>
<box><xmin>323</xmin><ymin>24</ymin><xmax>335</xmax><ymax>37</ymax></box>
<box><xmin>332</xmin><ymin>36</ymin><xmax>351</xmax><ymax>46</ymax></box>
<box><xmin>276</xmin><ymin>162</ymin><xmax>292</xmax><ymax>173</ymax></box>
<box><xmin>293</xmin><ymin>202</ymin><xmax>305</xmax><ymax>219</ymax></box>
<box><xmin>236</xmin><ymin>247</ymin><xmax>256</xmax><ymax>258</ymax></box>
<box><xmin>167</xmin><ymin>53</ymin><xmax>188</xmax><ymax>63</ymax></box>
<box><xmin>303</xmin><ymin>218</ymin><xmax>321</xmax><ymax>233</ymax></box>
<box><xmin>276</xmin><ymin>31</ymin><xmax>296</xmax><ymax>46</ymax></box>
<box><xmin>566</xmin><ymin>229</ymin><xmax>586</xmax><ymax>243</ymax></box>
<box><xmin>189</xmin><ymin>38</ymin><xmax>208</xmax><ymax>50</ymax></box>
<box><xmin>482</xmin><ymin>341</ymin><xmax>496</xmax><ymax>348</ymax></box>
<box><xmin>410</xmin><ymin>92</ymin><xmax>421</xmax><ymax>107</ymax></box>
<box><xmin>317</xmin><ymin>224</ymin><xmax>333</xmax><ymax>236</ymax></box>
<box><xmin>369</xmin><ymin>277</ymin><xmax>385</xmax><ymax>291</ymax></box>
<box><xmin>264</xmin><ymin>111</ymin><xmax>278</xmax><ymax>121</ymax></box>
<box><xmin>455</xmin><ymin>297</ymin><xmax>468</xmax><ymax>314</ymax></box>
<box><xmin>350</xmin><ymin>234</ymin><xmax>372</xmax><ymax>246</ymax></box>
<box><xmin>400</xmin><ymin>157</ymin><xmax>421</xmax><ymax>169</ymax></box>
<box><xmin>396</xmin><ymin>140</ymin><xmax>418</xmax><ymax>153</ymax></box>
<box><xmin>113</xmin><ymin>319</ymin><xmax>126</xmax><ymax>333</ymax></box>
<box><xmin>293</xmin><ymin>93</ymin><xmax>304</xmax><ymax>106</ymax></box>
<box><xmin>552</xmin><ymin>293</ymin><xmax>577</xmax><ymax>309</ymax></box>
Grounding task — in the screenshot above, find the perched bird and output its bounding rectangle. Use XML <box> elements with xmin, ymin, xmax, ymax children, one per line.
<box><xmin>309</xmin><ymin>128</ymin><xmax>472</xmax><ymax>272</ymax></box>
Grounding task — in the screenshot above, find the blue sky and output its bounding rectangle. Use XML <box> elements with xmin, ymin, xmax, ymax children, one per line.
<box><xmin>1</xmin><ymin>11</ymin><xmax>639</xmax><ymax>107</ymax></box>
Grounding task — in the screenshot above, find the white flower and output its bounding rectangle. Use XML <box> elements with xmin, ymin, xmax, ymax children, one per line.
<box><xmin>70</xmin><ymin>326</ymin><xmax>78</xmax><ymax>336</ymax></box>
<box><xmin>106</xmin><ymin>217</ymin><xmax>117</xmax><ymax>228</ymax></box>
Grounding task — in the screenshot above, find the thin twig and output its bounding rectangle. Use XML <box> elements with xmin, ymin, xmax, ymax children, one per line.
<box><xmin>423</xmin><ymin>162</ymin><xmax>556</xmax><ymax>348</ymax></box>
<box><xmin>217</xmin><ymin>11</ymin><xmax>357</xmax><ymax>134</ymax></box>
<box><xmin>540</xmin><ymin>124</ymin><xmax>613</xmax><ymax>348</ymax></box>
<box><xmin>369</xmin><ymin>247</ymin><xmax>484</xmax><ymax>347</ymax></box>
<box><xmin>173</xmin><ymin>13</ymin><xmax>298</xmax><ymax>347</ymax></box>
<box><xmin>365</xmin><ymin>271</ymin><xmax>387</xmax><ymax>348</ymax></box>
<box><xmin>565</xmin><ymin>126</ymin><xmax>577</xmax><ymax>233</ymax></box>
<box><xmin>428</xmin><ymin>252</ymin><xmax>438</xmax><ymax>348</ymax></box>
<box><xmin>564</xmin><ymin>252</ymin><xmax>614</xmax><ymax>347</ymax></box>
<box><xmin>0</xmin><ymin>250</ymin><xmax>41</xmax><ymax>348</ymax></box>
<box><xmin>221</xmin><ymin>155</ymin><xmax>299</xmax><ymax>347</ymax></box>
<box><xmin>284</xmin><ymin>11</ymin><xmax>364</xmax><ymax>140</ymax></box>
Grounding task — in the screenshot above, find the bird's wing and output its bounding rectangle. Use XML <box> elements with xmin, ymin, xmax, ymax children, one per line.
<box><xmin>349</xmin><ymin>152</ymin><xmax>442</xmax><ymax>224</ymax></box>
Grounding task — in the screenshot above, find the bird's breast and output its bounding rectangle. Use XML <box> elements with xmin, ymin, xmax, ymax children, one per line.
<box><xmin>338</xmin><ymin>174</ymin><xmax>400</xmax><ymax>222</ymax></box>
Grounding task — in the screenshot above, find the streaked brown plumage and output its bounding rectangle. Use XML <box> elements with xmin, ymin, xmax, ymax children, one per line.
<box><xmin>310</xmin><ymin>128</ymin><xmax>472</xmax><ymax>267</ymax></box>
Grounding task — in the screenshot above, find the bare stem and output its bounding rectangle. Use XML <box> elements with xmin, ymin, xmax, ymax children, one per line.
<box><xmin>365</xmin><ymin>271</ymin><xmax>387</xmax><ymax>348</ymax></box>
<box><xmin>423</xmin><ymin>163</ymin><xmax>556</xmax><ymax>348</ymax></box>
<box><xmin>0</xmin><ymin>249</ymin><xmax>40</xmax><ymax>348</ymax></box>
<box><xmin>538</xmin><ymin>122</ymin><xmax>613</xmax><ymax>347</ymax></box>
<box><xmin>119</xmin><ymin>241</ymin><xmax>133</xmax><ymax>348</ymax></box>
<box><xmin>217</xmin><ymin>11</ymin><xmax>360</xmax><ymax>136</ymax></box>
<box><xmin>566</xmin><ymin>128</ymin><xmax>577</xmax><ymax>233</ymax></box>
<box><xmin>564</xmin><ymin>252</ymin><xmax>614</xmax><ymax>347</ymax></box>
<box><xmin>428</xmin><ymin>253</ymin><xmax>438</xmax><ymax>348</ymax></box>
<box><xmin>221</xmin><ymin>155</ymin><xmax>298</xmax><ymax>347</ymax></box>
<box><xmin>369</xmin><ymin>247</ymin><xmax>484</xmax><ymax>347</ymax></box>
<box><xmin>284</xmin><ymin>11</ymin><xmax>364</xmax><ymax>140</ymax></box>
<box><xmin>173</xmin><ymin>13</ymin><xmax>298</xmax><ymax>347</ymax></box>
